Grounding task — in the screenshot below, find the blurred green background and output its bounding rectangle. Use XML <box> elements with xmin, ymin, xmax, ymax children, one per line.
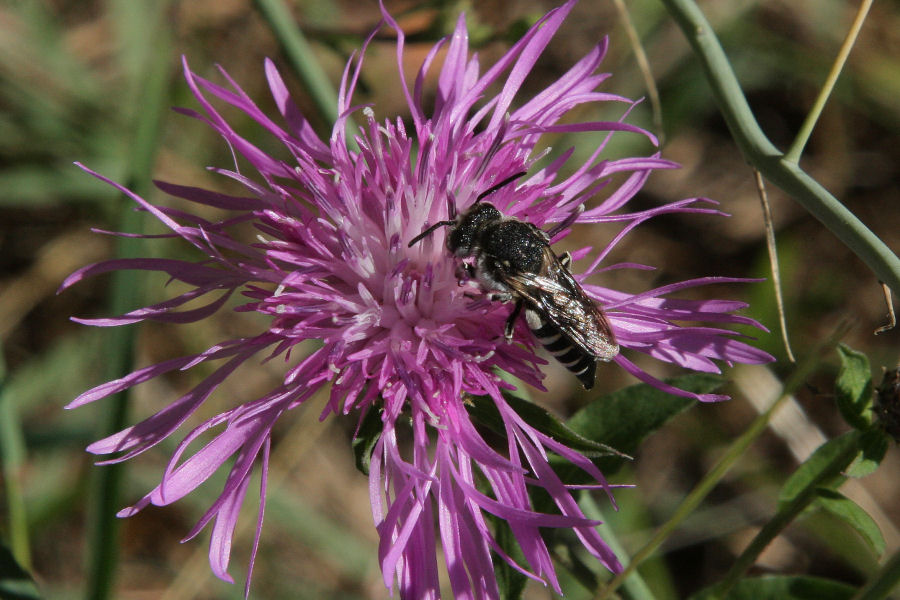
<box><xmin>1</xmin><ymin>0</ymin><xmax>898</xmax><ymax>598</ymax></box>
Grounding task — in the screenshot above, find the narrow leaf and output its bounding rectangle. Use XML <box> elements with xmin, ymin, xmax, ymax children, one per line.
<box><xmin>352</xmin><ymin>405</ymin><xmax>383</xmax><ymax>476</ymax></box>
<box><xmin>690</xmin><ymin>575</ymin><xmax>854</xmax><ymax>600</ymax></box>
<box><xmin>835</xmin><ymin>344</ymin><xmax>873</xmax><ymax>430</ymax></box>
<box><xmin>814</xmin><ymin>488</ymin><xmax>885</xmax><ymax>556</ymax></box>
<box><xmin>778</xmin><ymin>431</ymin><xmax>859</xmax><ymax>506</ymax></box>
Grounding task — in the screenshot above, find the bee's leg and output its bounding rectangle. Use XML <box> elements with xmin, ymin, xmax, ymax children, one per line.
<box><xmin>505</xmin><ymin>299</ymin><xmax>524</xmax><ymax>340</ymax></box>
<box><xmin>558</xmin><ymin>251</ymin><xmax>572</xmax><ymax>268</ymax></box>
<box><xmin>462</xmin><ymin>283</ymin><xmax>485</xmax><ymax>300</ymax></box>
<box><xmin>457</xmin><ymin>263</ymin><xmax>476</xmax><ymax>286</ymax></box>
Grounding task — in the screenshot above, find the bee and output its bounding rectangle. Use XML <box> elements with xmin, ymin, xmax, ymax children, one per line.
<box><xmin>408</xmin><ymin>173</ymin><xmax>619</xmax><ymax>389</ymax></box>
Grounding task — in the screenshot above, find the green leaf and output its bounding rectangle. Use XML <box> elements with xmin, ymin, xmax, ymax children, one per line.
<box><xmin>778</xmin><ymin>431</ymin><xmax>859</xmax><ymax>506</ymax></box>
<box><xmin>835</xmin><ymin>345</ymin><xmax>873</xmax><ymax>430</ymax></box>
<box><xmin>691</xmin><ymin>575</ymin><xmax>855</xmax><ymax>600</ymax></box>
<box><xmin>814</xmin><ymin>488</ymin><xmax>885</xmax><ymax>556</ymax></box>
<box><xmin>552</xmin><ymin>538</ymin><xmax>601</xmax><ymax>592</ymax></box>
<box><xmin>844</xmin><ymin>428</ymin><xmax>889</xmax><ymax>479</ymax></box>
<box><xmin>566</xmin><ymin>373</ymin><xmax>723</xmax><ymax>475</ymax></box>
<box><xmin>0</xmin><ymin>543</ymin><xmax>41</xmax><ymax>600</ymax></box>
<box><xmin>352</xmin><ymin>405</ymin><xmax>383</xmax><ymax>476</ymax></box>
<box><xmin>467</xmin><ymin>393</ymin><xmax>627</xmax><ymax>460</ymax></box>
<box><xmin>491</xmin><ymin>517</ymin><xmax>528</xmax><ymax>600</ymax></box>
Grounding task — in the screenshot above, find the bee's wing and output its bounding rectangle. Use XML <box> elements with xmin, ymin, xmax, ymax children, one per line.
<box><xmin>502</xmin><ymin>248</ymin><xmax>618</xmax><ymax>359</ymax></box>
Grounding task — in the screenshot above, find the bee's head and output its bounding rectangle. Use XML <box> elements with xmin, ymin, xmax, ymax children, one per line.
<box><xmin>447</xmin><ymin>203</ymin><xmax>502</xmax><ymax>256</ymax></box>
<box><xmin>409</xmin><ymin>172</ymin><xmax>525</xmax><ymax>251</ymax></box>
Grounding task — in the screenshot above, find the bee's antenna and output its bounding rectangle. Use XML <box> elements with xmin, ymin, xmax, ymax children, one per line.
<box><xmin>475</xmin><ymin>171</ymin><xmax>528</xmax><ymax>203</ymax></box>
<box><xmin>408</xmin><ymin>220</ymin><xmax>457</xmax><ymax>247</ymax></box>
<box><xmin>546</xmin><ymin>204</ymin><xmax>584</xmax><ymax>239</ymax></box>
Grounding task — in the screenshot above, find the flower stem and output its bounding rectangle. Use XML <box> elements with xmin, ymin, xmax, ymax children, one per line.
<box><xmin>595</xmin><ymin>323</ymin><xmax>850</xmax><ymax>600</ymax></box>
<box><xmin>611</xmin><ymin>0</ymin><xmax>664</xmax><ymax>142</ymax></box>
<box><xmin>581</xmin><ymin>494</ymin><xmax>656</xmax><ymax>600</ymax></box>
<box><xmin>785</xmin><ymin>0</ymin><xmax>874</xmax><ymax>163</ymax></box>
<box><xmin>253</xmin><ymin>0</ymin><xmax>359</xmax><ymax>151</ymax></box>
<box><xmin>709</xmin><ymin>432</ymin><xmax>860</xmax><ymax>598</ymax></box>
<box><xmin>659</xmin><ymin>0</ymin><xmax>900</xmax><ymax>296</ymax></box>
<box><xmin>253</xmin><ymin>0</ymin><xmax>336</xmax><ymax>120</ymax></box>
<box><xmin>84</xmin><ymin>4</ymin><xmax>172</xmax><ymax>598</ymax></box>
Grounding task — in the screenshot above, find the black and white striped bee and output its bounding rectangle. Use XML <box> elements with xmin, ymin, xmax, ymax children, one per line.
<box><xmin>408</xmin><ymin>173</ymin><xmax>619</xmax><ymax>389</ymax></box>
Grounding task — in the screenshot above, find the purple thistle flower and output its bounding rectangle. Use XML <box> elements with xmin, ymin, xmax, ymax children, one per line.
<box><xmin>63</xmin><ymin>1</ymin><xmax>773</xmax><ymax>597</ymax></box>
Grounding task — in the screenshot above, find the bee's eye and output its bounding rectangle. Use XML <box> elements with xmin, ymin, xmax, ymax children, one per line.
<box><xmin>447</xmin><ymin>226</ymin><xmax>470</xmax><ymax>253</ymax></box>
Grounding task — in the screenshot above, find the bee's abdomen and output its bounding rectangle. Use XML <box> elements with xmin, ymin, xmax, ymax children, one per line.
<box><xmin>525</xmin><ymin>309</ymin><xmax>597</xmax><ymax>389</ymax></box>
